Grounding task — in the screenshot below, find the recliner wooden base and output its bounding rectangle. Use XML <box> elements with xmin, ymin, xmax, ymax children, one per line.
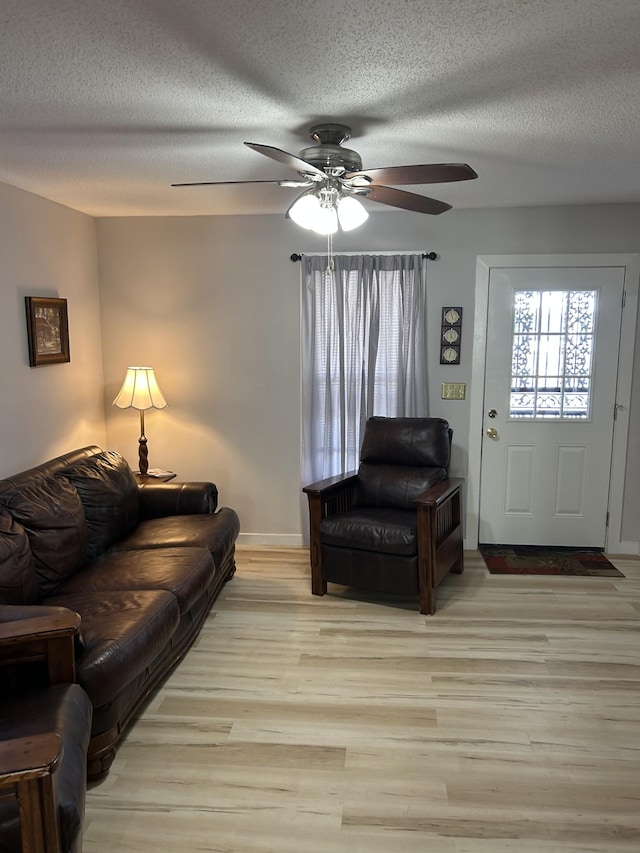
<box><xmin>304</xmin><ymin>476</ymin><xmax>464</xmax><ymax>615</ymax></box>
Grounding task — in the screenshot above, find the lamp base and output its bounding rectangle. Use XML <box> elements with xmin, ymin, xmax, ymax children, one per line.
<box><xmin>138</xmin><ymin>437</ymin><xmax>149</xmax><ymax>475</ymax></box>
<box><xmin>137</xmin><ymin>408</ymin><xmax>150</xmax><ymax>475</ymax></box>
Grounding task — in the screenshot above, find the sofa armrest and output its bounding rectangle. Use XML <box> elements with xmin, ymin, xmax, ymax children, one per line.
<box><xmin>0</xmin><ymin>605</ymin><xmax>80</xmax><ymax>684</ymax></box>
<box><xmin>138</xmin><ymin>481</ymin><xmax>218</xmax><ymax>519</ymax></box>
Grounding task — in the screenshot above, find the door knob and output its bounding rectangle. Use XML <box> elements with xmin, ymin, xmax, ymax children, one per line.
<box><xmin>486</xmin><ymin>427</ymin><xmax>498</xmax><ymax>439</ymax></box>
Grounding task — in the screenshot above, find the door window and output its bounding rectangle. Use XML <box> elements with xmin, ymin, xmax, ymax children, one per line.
<box><xmin>510</xmin><ymin>289</ymin><xmax>596</xmax><ymax>419</ymax></box>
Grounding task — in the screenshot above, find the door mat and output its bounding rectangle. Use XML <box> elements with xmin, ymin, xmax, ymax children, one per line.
<box><xmin>479</xmin><ymin>544</ymin><xmax>624</xmax><ymax>577</ymax></box>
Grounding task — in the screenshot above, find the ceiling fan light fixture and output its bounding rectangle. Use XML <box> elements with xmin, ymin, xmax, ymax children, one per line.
<box><xmin>289</xmin><ymin>190</ymin><xmax>340</xmax><ymax>234</ymax></box>
<box><xmin>337</xmin><ymin>195</ymin><xmax>369</xmax><ymax>231</ymax></box>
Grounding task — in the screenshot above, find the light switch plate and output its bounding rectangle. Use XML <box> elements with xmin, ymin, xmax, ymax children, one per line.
<box><xmin>441</xmin><ymin>382</ymin><xmax>466</xmax><ymax>400</ymax></box>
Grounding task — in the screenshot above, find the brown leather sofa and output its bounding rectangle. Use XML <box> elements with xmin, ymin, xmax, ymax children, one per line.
<box><xmin>0</xmin><ymin>446</ymin><xmax>240</xmax><ymax>780</ymax></box>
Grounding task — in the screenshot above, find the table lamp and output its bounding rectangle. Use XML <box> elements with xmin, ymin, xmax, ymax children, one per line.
<box><xmin>113</xmin><ymin>366</ymin><xmax>167</xmax><ymax>475</ymax></box>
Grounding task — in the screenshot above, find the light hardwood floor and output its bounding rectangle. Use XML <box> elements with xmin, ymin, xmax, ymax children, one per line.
<box><xmin>84</xmin><ymin>547</ymin><xmax>640</xmax><ymax>852</ymax></box>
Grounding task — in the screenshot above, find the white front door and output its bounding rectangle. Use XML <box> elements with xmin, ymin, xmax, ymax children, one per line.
<box><xmin>478</xmin><ymin>266</ymin><xmax>625</xmax><ymax>547</ymax></box>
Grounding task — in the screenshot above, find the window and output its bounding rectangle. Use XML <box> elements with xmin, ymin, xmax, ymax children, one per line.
<box><xmin>510</xmin><ymin>289</ymin><xmax>597</xmax><ymax>419</ymax></box>
<box><xmin>301</xmin><ymin>254</ymin><xmax>428</xmax><ymax>483</ymax></box>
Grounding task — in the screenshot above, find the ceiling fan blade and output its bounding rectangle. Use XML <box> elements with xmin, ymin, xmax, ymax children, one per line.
<box><xmin>365</xmin><ymin>185</ymin><xmax>452</xmax><ymax>215</ymax></box>
<box><xmin>347</xmin><ymin>163</ymin><xmax>478</xmax><ymax>186</ymax></box>
<box><xmin>171</xmin><ymin>179</ymin><xmax>290</xmax><ymax>187</ymax></box>
<box><xmin>244</xmin><ymin>142</ymin><xmax>327</xmax><ymax>179</ymax></box>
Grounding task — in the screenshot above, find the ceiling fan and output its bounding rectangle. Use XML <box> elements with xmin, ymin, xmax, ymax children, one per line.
<box><xmin>172</xmin><ymin>123</ymin><xmax>478</xmax><ymax>233</ymax></box>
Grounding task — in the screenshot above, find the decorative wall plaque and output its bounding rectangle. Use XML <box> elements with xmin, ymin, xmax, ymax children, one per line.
<box><xmin>440</xmin><ymin>306</ymin><xmax>462</xmax><ymax>364</ymax></box>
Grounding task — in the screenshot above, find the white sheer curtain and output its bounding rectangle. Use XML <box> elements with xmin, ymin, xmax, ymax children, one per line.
<box><xmin>301</xmin><ymin>253</ymin><xmax>428</xmax><ymax>485</ymax></box>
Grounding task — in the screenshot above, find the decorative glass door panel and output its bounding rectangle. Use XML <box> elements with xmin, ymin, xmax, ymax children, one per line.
<box><xmin>510</xmin><ymin>290</ymin><xmax>596</xmax><ymax>419</ymax></box>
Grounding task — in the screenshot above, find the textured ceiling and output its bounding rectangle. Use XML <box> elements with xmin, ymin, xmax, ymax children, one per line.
<box><xmin>1</xmin><ymin>0</ymin><xmax>639</xmax><ymax>217</ymax></box>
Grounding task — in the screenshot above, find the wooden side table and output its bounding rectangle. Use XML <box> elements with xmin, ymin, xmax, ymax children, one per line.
<box><xmin>135</xmin><ymin>472</ymin><xmax>176</xmax><ymax>484</ymax></box>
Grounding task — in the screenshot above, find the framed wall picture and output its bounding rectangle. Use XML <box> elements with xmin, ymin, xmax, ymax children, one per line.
<box><xmin>25</xmin><ymin>297</ymin><xmax>70</xmax><ymax>366</ymax></box>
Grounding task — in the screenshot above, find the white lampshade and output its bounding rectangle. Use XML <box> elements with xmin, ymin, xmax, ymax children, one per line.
<box><xmin>337</xmin><ymin>195</ymin><xmax>369</xmax><ymax>231</ymax></box>
<box><xmin>312</xmin><ymin>204</ymin><xmax>338</xmax><ymax>235</ymax></box>
<box><xmin>288</xmin><ymin>194</ymin><xmax>322</xmax><ymax>230</ymax></box>
<box><xmin>289</xmin><ymin>193</ymin><xmax>339</xmax><ymax>235</ymax></box>
<box><xmin>113</xmin><ymin>367</ymin><xmax>167</xmax><ymax>411</ymax></box>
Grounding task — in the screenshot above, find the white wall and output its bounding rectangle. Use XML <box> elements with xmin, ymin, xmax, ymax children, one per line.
<box><xmin>0</xmin><ymin>183</ymin><xmax>633</xmax><ymax>547</ymax></box>
<box><xmin>97</xmin><ymin>203</ymin><xmax>640</xmax><ymax>547</ymax></box>
<box><xmin>0</xmin><ymin>182</ymin><xmax>106</xmax><ymax>476</ymax></box>
<box><xmin>97</xmin><ymin>216</ymin><xmax>302</xmax><ymax>543</ymax></box>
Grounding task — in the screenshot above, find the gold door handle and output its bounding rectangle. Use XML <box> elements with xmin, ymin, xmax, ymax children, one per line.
<box><xmin>486</xmin><ymin>427</ymin><xmax>498</xmax><ymax>439</ymax></box>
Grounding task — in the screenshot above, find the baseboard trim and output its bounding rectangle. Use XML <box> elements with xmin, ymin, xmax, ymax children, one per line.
<box><xmin>237</xmin><ymin>535</ymin><xmax>640</xmax><ymax>555</ymax></box>
<box><xmin>467</xmin><ymin>538</ymin><xmax>640</xmax><ymax>556</ymax></box>
<box><xmin>237</xmin><ymin>533</ymin><xmax>306</xmax><ymax>547</ymax></box>
<box><xmin>608</xmin><ymin>540</ymin><xmax>640</xmax><ymax>556</ymax></box>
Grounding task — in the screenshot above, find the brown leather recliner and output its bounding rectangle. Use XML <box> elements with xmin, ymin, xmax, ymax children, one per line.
<box><xmin>303</xmin><ymin>417</ymin><xmax>464</xmax><ymax>614</ymax></box>
<box><xmin>0</xmin><ymin>605</ymin><xmax>93</xmax><ymax>853</ymax></box>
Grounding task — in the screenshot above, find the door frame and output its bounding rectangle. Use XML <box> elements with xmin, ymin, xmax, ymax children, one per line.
<box><xmin>466</xmin><ymin>253</ymin><xmax>640</xmax><ymax>553</ymax></box>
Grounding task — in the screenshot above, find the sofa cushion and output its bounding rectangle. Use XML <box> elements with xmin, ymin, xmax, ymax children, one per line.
<box><xmin>43</xmin><ymin>590</ymin><xmax>180</xmax><ymax>709</ymax></box>
<box><xmin>55</xmin><ymin>547</ymin><xmax>216</xmax><ymax>615</ymax></box>
<box><xmin>112</xmin><ymin>507</ymin><xmax>241</xmax><ymax>569</ymax></box>
<box><xmin>0</xmin><ymin>477</ymin><xmax>89</xmax><ymax>597</ymax></box>
<box><xmin>0</xmin><ymin>508</ymin><xmax>40</xmax><ymax>604</ymax></box>
<box><xmin>62</xmin><ymin>451</ymin><xmax>140</xmax><ymax>558</ymax></box>
<box><xmin>356</xmin><ymin>463</ymin><xmax>446</xmax><ymax>510</ymax></box>
<box><xmin>320</xmin><ymin>507</ymin><xmax>418</xmax><ymax>556</ymax></box>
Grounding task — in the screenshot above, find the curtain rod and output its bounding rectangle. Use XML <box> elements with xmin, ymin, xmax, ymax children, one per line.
<box><xmin>290</xmin><ymin>251</ymin><xmax>437</xmax><ymax>262</ymax></box>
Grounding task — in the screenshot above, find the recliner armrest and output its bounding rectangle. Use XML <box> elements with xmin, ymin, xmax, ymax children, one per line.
<box><xmin>0</xmin><ymin>731</ymin><xmax>66</xmax><ymax>853</ymax></box>
<box><xmin>0</xmin><ymin>732</ymin><xmax>62</xmax><ymax>785</ymax></box>
<box><xmin>0</xmin><ymin>605</ymin><xmax>81</xmax><ymax>684</ymax></box>
<box><xmin>303</xmin><ymin>472</ymin><xmax>359</xmax><ymax>523</ymax></box>
<box><xmin>0</xmin><ymin>606</ymin><xmax>80</xmax><ymax>645</ymax></box>
<box><xmin>303</xmin><ymin>471</ymin><xmax>358</xmax><ymax>498</ymax></box>
<box><xmin>138</xmin><ymin>481</ymin><xmax>219</xmax><ymax>518</ymax></box>
<box><xmin>303</xmin><ymin>472</ymin><xmax>360</xmax><ymax>600</ymax></box>
<box><xmin>414</xmin><ymin>476</ymin><xmax>464</xmax><ymax>507</ymax></box>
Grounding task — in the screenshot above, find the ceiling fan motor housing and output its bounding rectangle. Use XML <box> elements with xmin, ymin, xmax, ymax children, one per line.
<box><xmin>299</xmin><ymin>123</ymin><xmax>362</xmax><ymax>173</ymax></box>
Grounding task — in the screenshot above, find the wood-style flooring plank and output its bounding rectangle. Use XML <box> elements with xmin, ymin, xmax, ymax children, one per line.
<box><xmin>84</xmin><ymin>547</ymin><xmax>640</xmax><ymax>852</ymax></box>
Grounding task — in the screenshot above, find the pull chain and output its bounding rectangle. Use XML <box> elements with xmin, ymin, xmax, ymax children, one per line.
<box><xmin>325</xmin><ymin>231</ymin><xmax>334</xmax><ymax>281</ymax></box>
